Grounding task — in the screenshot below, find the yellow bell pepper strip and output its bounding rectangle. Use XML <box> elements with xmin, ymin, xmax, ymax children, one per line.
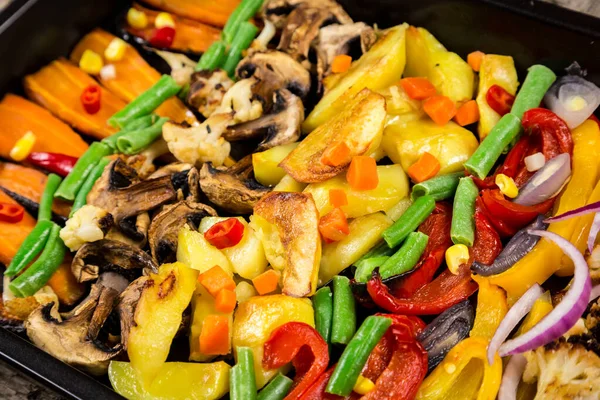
<box><xmin>470</xmin><ymin>276</ymin><xmax>508</xmax><ymax>340</ymax></box>
<box><xmin>515</xmin><ymin>291</ymin><xmax>553</xmax><ymax>336</ymax></box>
<box><xmin>416</xmin><ymin>337</ymin><xmax>502</xmax><ymax>400</ymax></box>
<box><xmin>487</xmin><ymin>120</ymin><xmax>600</xmax><ymax>303</ymax></box>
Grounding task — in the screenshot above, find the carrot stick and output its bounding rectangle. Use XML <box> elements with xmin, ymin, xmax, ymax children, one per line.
<box><xmin>318</xmin><ymin>207</ymin><xmax>350</xmax><ymax>243</ymax></box>
<box><xmin>347</xmin><ymin>156</ymin><xmax>378</xmax><ymax>191</ymax></box>
<box><xmin>400</xmin><ymin>77</ymin><xmax>437</xmax><ymax>100</ymax></box>
<box><xmin>321</xmin><ymin>141</ymin><xmax>351</xmax><ymax>167</ymax></box>
<box><xmin>454</xmin><ymin>100</ymin><xmax>480</xmax><ymax>127</ymax></box>
<box><xmin>408</xmin><ymin>152</ymin><xmax>441</xmax><ymax>183</ymax></box>
<box><xmin>423</xmin><ymin>95</ymin><xmax>457</xmax><ymax>126</ymax></box>
<box><xmin>331</xmin><ymin>55</ymin><xmax>352</xmax><ymax>74</ymax></box>
<box><xmin>251</xmin><ymin>269</ymin><xmax>280</xmax><ymax>295</ymax></box>
<box><xmin>329</xmin><ymin>189</ymin><xmax>348</xmax><ymax>208</ymax></box>
<box><xmin>47</xmin><ymin>257</ymin><xmax>85</xmax><ymax>306</ymax></box>
<box><xmin>198</xmin><ymin>265</ymin><xmax>236</xmax><ymax>297</ymax></box>
<box><xmin>199</xmin><ymin>314</ymin><xmax>230</xmax><ymax>355</ymax></box>
<box><xmin>467</xmin><ymin>51</ymin><xmax>485</xmax><ymax>72</ymax></box>
<box><xmin>215</xmin><ymin>289</ymin><xmax>237</xmax><ymax>312</ymax></box>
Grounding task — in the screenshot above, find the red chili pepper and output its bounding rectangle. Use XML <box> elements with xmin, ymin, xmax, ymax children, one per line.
<box><xmin>486</xmin><ymin>84</ymin><xmax>515</xmax><ymax>116</ymax></box>
<box><xmin>204</xmin><ymin>218</ymin><xmax>245</xmax><ymax>249</ymax></box>
<box><xmin>470</xmin><ymin>209</ymin><xmax>503</xmax><ymax>265</ymax></box>
<box><xmin>80</xmin><ymin>85</ymin><xmax>101</xmax><ymax>115</ymax></box>
<box><xmin>0</xmin><ymin>202</ymin><xmax>25</xmax><ymax>223</ymax></box>
<box><xmin>149</xmin><ymin>26</ymin><xmax>176</xmax><ymax>48</ymax></box>
<box><xmin>26</xmin><ymin>152</ymin><xmax>78</xmax><ymax>177</ymax></box>
<box><xmin>263</xmin><ymin>322</ymin><xmax>329</xmax><ymax>400</ymax></box>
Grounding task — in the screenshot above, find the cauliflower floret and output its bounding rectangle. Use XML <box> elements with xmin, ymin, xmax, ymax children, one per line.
<box><xmin>215</xmin><ymin>77</ymin><xmax>263</xmax><ymax>124</ymax></box>
<box><xmin>523</xmin><ymin>342</ymin><xmax>600</xmax><ymax>400</ymax></box>
<box><xmin>162</xmin><ymin>113</ymin><xmax>232</xmax><ymax>167</ymax></box>
<box><xmin>60</xmin><ymin>205</ymin><xmax>113</xmax><ymax>252</ymax></box>
<box><xmin>188</xmin><ymin>69</ymin><xmax>234</xmax><ymax>118</ymax></box>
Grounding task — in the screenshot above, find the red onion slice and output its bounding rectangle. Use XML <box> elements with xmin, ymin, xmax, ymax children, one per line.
<box><xmin>588</xmin><ymin>213</ymin><xmax>600</xmax><ymax>253</ymax></box>
<box><xmin>498</xmin><ymin>354</ymin><xmax>527</xmax><ymax>400</ymax></box>
<box><xmin>514</xmin><ymin>153</ymin><xmax>571</xmax><ymax>207</ymax></box>
<box><xmin>499</xmin><ymin>230</ymin><xmax>592</xmax><ymax>357</ymax></box>
<box><xmin>544</xmin><ymin>199</ymin><xmax>600</xmax><ymax>223</ymax></box>
<box><xmin>544</xmin><ymin>75</ymin><xmax>600</xmax><ymax>130</ymax></box>
<box><xmin>487</xmin><ymin>283</ymin><xmax>544</xmax><ymax>365</ymax></box>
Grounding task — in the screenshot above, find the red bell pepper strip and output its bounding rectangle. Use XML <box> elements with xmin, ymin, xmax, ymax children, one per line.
<box><xmin>26</xmin><ymin>152</ymin><xmax>78</xmax><ymax>177</ymax></box>
<box><xmin>486</xmin><ymin>84</ymin><xmax>515</xmax><ymax>116</ymax></box>
<box><xmin>263</xmin><ymin>322</ymin><xmax>329</xmax><ymax>400</ymax></box>
<box><xmin>80</xmin><ymin>85</ymin><xmax>101</xmax><ymax>115</ymax></box>
<box><xmin>470</xmin><ymin>209</ymin><xmax>502</xmax><ymax>265</ymax></box>
<box><xmin>523</xmin><ymin>108</ymin><xmax>573</xmax><ymax>157</ymax></box>
<box><xmin>367</xmin><ymin>265</ymin><xmax>477</xmax><ymax>315</ymax></box>
<box><xmin>0</xmin><ymin>202</ymin><xmax>25</xmax><ymax>223</ymax></box>
<box><xmin>149</xmin><ymin>26</ymin><xmax>176</xmax><ymax>48</ymax></box>
<box><xmin>298</xmin><ymin>366</ymin><xmax>339</xmax><ymax>400</ymax></box>
<box><xmin>204</xmin><ymin>218</ymin><xmax>245</xmax><ymax>249</ymax></box>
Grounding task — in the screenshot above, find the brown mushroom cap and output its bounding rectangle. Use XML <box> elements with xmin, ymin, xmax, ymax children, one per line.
<box><xmin>261</xmin><ymin>0</ymin><xmax>353</xmax><ymax>29</ymax></box>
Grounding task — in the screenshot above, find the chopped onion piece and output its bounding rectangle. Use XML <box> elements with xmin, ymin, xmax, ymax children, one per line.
<box><xmin>100</xmin><ymin>64</ymin><xmax>116</xmax><ymax>81</ymax></box>
<box><xmin>514</xmin><ymin>153</ymin><xmax>571</xmax><ymax>206</ymax></box>
<box><xmin>544</xmin><ymin>75</ymin><xmax>600</xmax><ymax>129</ymax></box>
<box><xmin>498</xmin><ymin>354</ymin><xmax>527</xmax><ymax>400</ymax></box>
<box><xmin>499</xmin><ymin>230</ymin><xmax>592</xmax><ymax>357</ymax></box>
<box><xmin>588</xmin><ymin>213</ymin><xmax>600</xmax><ymax>253</ymax></box>
<box><xmin>524</xmin><ymin>152</ymin><xmax>545</xmax><ymax>172</ymax></box>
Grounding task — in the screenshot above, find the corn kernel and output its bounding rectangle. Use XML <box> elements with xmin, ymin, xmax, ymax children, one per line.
<box><xmin>495</xmin><ymin>173</ymin><xmax>519</xmax><ymax>199</ymax></box>
<box><xmin>79</xmin><ymin>49</ymin><xmax>104</xmax><ymax>75</ymax></box>
<box><xmin>155</xmin><ymin>12</ymin><xmax>175</xmax><ymax>29</ymax></box>
<box><xmin>445</xmin><ymin>244</ymin><xmax>470</xmax><ymax>275</ymax></box>
<box><xmin>104</xmin><ymin>38</ymin><xmax>127</xmax><ymax>62</ymax></box>
<box><xmin>10</xmin><ymin>131</ymin><xmax>36</xmax><ymax>162</ymax></box>
<box><xmin>127</xmin><ymin>8</ymin><xmax>148</xmax><ymax>29</ymax></box>
<box><xmin>353</xmin><ymin>375</ymin><xmax>376</xmax><ymax>395</ymax></box>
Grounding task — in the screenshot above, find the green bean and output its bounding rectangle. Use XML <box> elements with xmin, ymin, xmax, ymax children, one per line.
<box><xmin>9</xmin><ymin>223</ymin><xmax>66</xmax><ymax>297</ymax></box>
<box><xmin>510</xmin><ymin>65</ymin><xmax>557</xmax><ymax>120</ymax></box>
<box><xmin>354</xmin><ymin>256</ymin><xmax>390</xmax><ymax>283</ymax></box>
<box><xmin>331</xmin><ymin>276</ymin><xmax>356</xmax><ymax>345</ymax></box>
<box><xmin>463</xmin><ymin>113</ymin><xmax>521</xmax><ymax>179</ymax></box>
<box><xmin>257</xmin><ymin>373</ymin><xmax>293</xmax><ymax>400</ymax></box>
<box><xmin>379</xmin><ymin>232</ymin><xmax>429</xmax><ymax>279</ymax></box>
<box><xmin>54</xmin><ymin>142</ymin><xmax>112</xmax><ymax>201</ymax></box>
<box><xmin>70</xmin><ymin>158</ymin><xmax>111</xmax><ymax>216</ymax></box>
<box><xmin>222</xmin><ymin>0</ymin><xmax>264</xmax><ymax>44</ymax></box>
<box><xmin>116</xmin><ymin>117</ymin><xmax>169</xmax><ymax>155</ymax></box>
<box><xmin>312</xmin><ymin>286</ymin><xmax>333</xmax><ymax>343</ymax></box>
<box><xmin>38</xmin><ymin>174</ymin><xmax>62</xmax><ymax>221</ymax></box>
<box><xmin>102</xmin><ymin>114</ymin><xmax>158</xmax><ymax>150</ymax></box>
<box><xmin>451</xmin><ymin>177</ymin><xmax>479</xmax><ymax>246</ymax></box>
<box><xmin>382</xmin><ymin>195</ymin><xmax>436</xmax><ymax>248</ymax></box>
<box><xmin>325</xmin><ymin>316</ymin><xmax>392</xmax><ymax>396</ymax></box>
<box><xmin>4</xmin><ymin>220</ymin><xmax>53</xmax><ymax>277</ymax></box>
<box><xmin>222</xmin><ymin>22</ymin><xmax>259</xmax><ymax>77</ymax></box>
<box><xmin>195</xmin><ymin>41</ymin><xmax>227</xmax><ymax>71</ymax></box>
<box><xmin>411</xmin><ymin>171</ymin><xmax>464</xmax><ymax>201</ymax></box>
<box><xmin>108</xmin><ymin>75</ymin><xmax>181</xmax><ymax>128</ymax></box>
<box><xmin>230</xmin><ymin>347</ymin><xmax>257</xmax><ymax>400</ymax></box>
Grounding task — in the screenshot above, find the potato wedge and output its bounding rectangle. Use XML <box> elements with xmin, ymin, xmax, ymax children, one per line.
<box><xmin>198</xmin><ymin>217</ymin><xmax>268</xmax><ymax>280</ymax></box>
<box><xmin>273</xmin><ymin>174</ymin><xmax>307</xmax><ymax>193</ymax></box>
<box><xmin>250</xmin><ymin>192</ymin><xmax>321</xmax><ymax>297</ymax></box>
<box><xmin>253</xmin><ymin>143</ymin><xmax>299</xmax><ymax>187</ymax></box>
<box><xmin>476</xmin><ymin>55</ymin><xmax>519</xmax><ymax>140</ymax></box>
<box><xmin>127</xmin><ymin>262</ymin><xmax>198</xmax><ymax>389</ymax></box>
<box><xmin>176</xmin><ymin>225</ymin><xmax>233</xmax><ymax>275</ymax></box>
<box><xmin>109</xmin><ymin>361</ymin><xmax>230</xmax><ymax>400</ymax></box>
<box><xmin>281</xmin><ymin>88</ymin><xmax>386</xmax><ymax>183</ymax></box>
<box><xmin>303</xmin><ymin>23</ymin><xmax>408</xmax><ymax>132</ymax></box>
<box><xmin>232</xmin><ymin>295</ymin><xmax>314</xmax><ymax>388</ymax></box>
<box><xmin>376</xmin><ymin>84</ymin><xmax>423</xmax><ymax>118</ymax></box>
<box><xmin>382</xmin><ymin>119</ymin><xmax>479</xmax><ymax>175</ymax></box>
<box><xmin>405</xmin><ymin>26</ymin><xmax>474</xmax><ymax>104</ymax></box>
<box><xmin>304</xmin><ymin>165</ymin><xmax>409</xmax><ymax>218</ymax></box>
<box><xmin>319</xmin><ymin>212</ymin><xmax>393</xmax><ymax>285</ymax></box>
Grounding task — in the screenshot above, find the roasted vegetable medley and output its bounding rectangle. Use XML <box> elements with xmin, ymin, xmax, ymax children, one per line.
<box><xmin>2</xmin><ymin>0</ymin><xmax>600</xmax><ymax>399</ymax></box>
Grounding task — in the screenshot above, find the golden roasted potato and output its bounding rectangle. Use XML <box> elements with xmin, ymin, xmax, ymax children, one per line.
<box><xmin>281</xmin><ymin>89</ymin><xmax>386</xmax><ymax>183</ymax></box>
<box><xmin>476</xmin><ymin>55</ymin><xmax>519</xmax><ymax>139</ymax></box>
<box><xmin>189</xmin><ymin>284</ymin><xmax>233</xmax><ymax>362</ymax></box>
<box><xmin>198</xmin><ymin>217</ymin><xmax>268</xmax><ymax>280</ymax></box>
<box><xmin>319</xmin><ymin>212</ymin><xmax>393</xmax><ymax>285</ymax></box>
<box><xmin>127</xmin><ymin>262</ymin><xmax>198</xmax><ymax>389</ymax></box>
<box><xmin>382</xmin><ymin>119</ymin><xmax>479</xmax><ymax>175</ymax></box>
<box><xmin>303</xmin><ymin>23</ymin><xmax>408</xmax><ymax>132</ymax></box>
<box><xmin>109</xmin><ymin>361</ymin><xmax>230</xmax><ymax>400</ymax></box>
<box><xmin>376</xmin><ymin>83</ymin><xmax>423</xmax><ymax>119</ymax></box>
<box><xmin>405</xmin><ymin>26</ymin><xmax>474</xmax><ymax>104</ymax></box>
<box><xmin>273</xmin><ymin>174</ymin><xmax>307</xmax><ymax>193</ymax></box>
<box><xmin>176</xmin><ymin>225</ymin><xmax>233</xmax><ymax>275</ymax></box>
<box><xmin>250</xmin><ymin>192</ymin><xmax>321</xmax><ymax>297</ymax></box>
<box><xmin>385</xmin><ymin>197</ymin><xmax>413</xmax><ymax>222</ymax></box>
<box><xmin>232</xmin><ymin>295</ymin><xmax>314</xmax><ymax>388</ymax></box>
<box><xmin>304</xmin><ymin>165</ymin><xmax>409</xmax><ymax>218</ymax></box>
<box><xmin>253</xmin><ymin>143</ymin><xmax>299</xmax><ymax>187</ymax></box>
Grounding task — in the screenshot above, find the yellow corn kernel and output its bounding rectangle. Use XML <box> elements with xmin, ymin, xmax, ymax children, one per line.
<box><xmin>104</xmin><ymin>38</ymin><xmax>127</xmax><ymax>62</ymax></box>
<box><xmin>127</xmin><ymin>8</ymin><xmax>148</xmax><ymax>29</ymax></box>
<box><xmin>79</xmin><ymin>49</ymin><xmax>104</xmax><ymax>75</ymax></box>
<box><xmin>495</xmin><ymin>173</ymin><xmax>518</xmax><ymax>199</ymax></box>
<box><xmin>155</xmin><ymin>12</ymin><xmax>175</xmax><ymax>29</ymax></box>
<box><xmin>445</xmin><ymin>244</ymin><xmax>470</xmax><ymax>275</ymax></box>
<box><xmin>10</xmin><ymin>131</ymin><xmax>36</xmax><ymax>161</ymax></box>
<box><xmin>353</xmin><ymin>375</ymin><xmax>376</xmax><ymax>395</ymax></box>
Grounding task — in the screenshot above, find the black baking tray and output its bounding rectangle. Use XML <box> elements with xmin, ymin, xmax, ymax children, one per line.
<box><xmin>0</xmin><ymin>0</ymin><xmax>599</xmax><ymax>399</ymax></box>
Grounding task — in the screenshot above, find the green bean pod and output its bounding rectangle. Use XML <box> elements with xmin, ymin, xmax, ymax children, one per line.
<box><xmin>312</xmin><ymin>286</ymin><xmax>333</xmax><ymax>344</ymax></box>
<box><xmin>4</xmin><ymin>220</ymin><xmax>54</xmax><ymax>277</ymax></box>
<box><xmin>222</xmin><ymin>22</ymin><xmax>259</xmax><ymax>77</ymax></box>
<box><xmin>331</xmin><ymin>275</ymin><xmax>356</xmax><ymax>345</ymax></box>
<box><xmin>411</xmin><ymin>171</ymin><xmax>465</xmax><ymax>201</ymax></box>
<box><xmin>222</xmin><ymin>0</ymin><xmax>264</xmax><ymax>44</ymax></box>
<box><xmin>102</xmin><ymin>114</ymin><xmax>158</xmax><ymax>150</ymax></box>
<box><xmin>38</xmin><ymin>173</ymin><xmax>62</xmax><ymax>221</ymax></box>
<box><xmin>70</xmin><ymin>158</ymin><xmax>111</xmax><ymax>216</ymax></box>
<box><xmin>195</xmin><ymin>41</ymin><xmax>227</xmax><ymax>71</ymax></box>
<box><xmin>257</xmin><ymin>373</ymin><xmax>293</xmax><ymax>400</ymax></box>
<box><xmin>354</xmin><ymin>256</ymin><xmax>390</xmax><ymax>283</ymax></box>
<box><xmin>382</xmin><ymin>195</ymin><xmax>436</xmax><ymax>248</ymax></box>
<box><xmin>230</xmin><ymin>347</ymin><xmax>257</xmax><ymax>400</ymax></box>
<box><xmin>325</xmin><ymin>316</ymin><xmax>392</xmax><ymax>396</ymax></box>
<box><xmin>116</xmin><ymin>117</ymin><xmax>169</xmax><ymax>155</ymax></box>
<box><xmin>379</xmin><ymin>231</ymin><xmax>429</xmax><ymax>279</ymax></box>
<box><xmin>451</xmin><ymin>177</ymin><xmax>479</xmax><ymax>247</ymax></box>
<box><xmin>510</xmin><ymin>65</ymin><xmax>557</xmax><ymax>120</ymax></box>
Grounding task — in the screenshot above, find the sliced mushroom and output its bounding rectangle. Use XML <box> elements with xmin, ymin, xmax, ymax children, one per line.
<box><xmin>187</xmin><ymin>69</ymin><xmax>234</xmax><ymax>118</ymax></box>
<box><xmin>262</xmin><ymin>0</ymin><xmax>352</xmax><ymax>29</ymax></box>
<box><xmin>199</xmin><ymin>159</ymin><xmax>271</xmax><ymax>214</ymax></box>
<box><xmin>149</xmin><ymin>200</ymin><xmax>217</xmax><ymax>264</ymax></box>
<box><xmin>72</xmin><ymin>239</ymin><xmax>158</xmax><ymax>283</ymax></box>
<box><xmin>87</xmin><ymin>272</ymin><xmax>129</xmax><ymax>339</ymax></box>
<box><xmin>224</xmin><ymin>89</ymin><xmax>304</xmax><ymax>151</ymax></box>
<box><xmin>236</xmin><ymin>51</ymin><xmax>311</xmax><ymax>100</ymax></box>
<box><xmin>116</xmin><ymin>276</ymin><xmax>148</xmax><ymax>351</ymax></box>
<box><xmin>25</xmin><ymin>283</ymin><xmax>122</xmax><ymax>375</ymax></box>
